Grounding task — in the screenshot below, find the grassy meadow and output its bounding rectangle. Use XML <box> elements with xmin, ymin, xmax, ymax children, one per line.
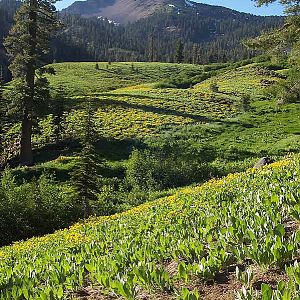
<box><xmin>32</xmin><ymin>60</ymin><xmax>299</xmax><ymax>179</ymax></box>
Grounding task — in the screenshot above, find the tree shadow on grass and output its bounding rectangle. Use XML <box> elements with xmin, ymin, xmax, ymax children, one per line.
<box><xmin>96</xmin><ymin>97</ymin><xmax>214</xmax><ymax>123</ymax></box>
<box><xmin>10</xmin><ymin>137</ymin><xmax>144</xmax><ymax>182</ymax></box>
<box><xmin>89</xmin><ymin>93</ymin><xmax>247</xmax><ymax>126</ymax></box>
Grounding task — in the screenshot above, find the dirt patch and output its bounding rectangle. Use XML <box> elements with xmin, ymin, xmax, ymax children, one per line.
<box><xmin>136</xmin><ymin>291</ymin><xmax>175</xmax><ymax>300</ymax></box>
<box><xmin>74</xmin><ymin>286</ymin><xmax>118</xmax><ymax>300</ymax></box>
<box><xmin>165</xmin><ymin>260</ymin><xmax>179</xmax><ymax>277</ymax></box>
<box><xmin>74</xmin><ymin>262</ymin><xmax>291</xmax><ymax>300</ymax></box>
<box><xmin>193</xmin><ymin>270</ymin><xmax>241</xmax><ymax>300</ymax></box>
<box><xmin>284</xmin><ymin>219</ymin><xmax>300</xmax><ymax>237</ymax></box>
<box><xmin>252</xmin><ymin>268</ymin><xmax>289</xmax><ymax>290</ymax></box>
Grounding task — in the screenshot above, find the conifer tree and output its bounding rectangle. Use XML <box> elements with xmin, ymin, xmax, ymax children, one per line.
<box><xmin>250</xmin><ymin>1</ymin><xmax>300</xmax><ymax>57</ymax></box>
<box><xmin>192</xmin><ymin>43</ymin><xmax>200</xmax><ymax>65</ymax></box>
<box><xmin>4</xmin><ymin>0</ymin><xmax>60</xmax><ymax>165</ymax></box>
<box><xmin>71</xmin><ymin>101</ymin><xmax>100</xmax><ymax>218</ymax></box>
<box><xmin>148</xmin><ymin>35</ymin><xmax>155</xmax><ymax>62</ymax></box>
<box><xmin>175</xmin><ymin>40</ymin><xmax>184</xmax><ymax>64</ymax></box>
<box><xmin>0</xmin><ymin>69</ymin><xmax>4</xmax><ymax>162</ymax></box>
<box><xmin>51</xmin><ymin>86</ymin><xmax>66</xmax><ymax>143</ymax></box>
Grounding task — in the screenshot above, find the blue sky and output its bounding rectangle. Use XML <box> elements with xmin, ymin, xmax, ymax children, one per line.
<box><xmin>55</xmin><ymin>0</ymin><xmax>285</xmax><ymax>16</ymax></box>
<box><xmin>198</xmin><ymin>1</ymin><xmax>284</xmax><ymax>15</ymax></box>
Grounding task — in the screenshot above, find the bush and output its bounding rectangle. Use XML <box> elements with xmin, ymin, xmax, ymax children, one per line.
<box><xmin>126</xmin><ymin>141</ymin><xmax>217</xmax><ymax>191</ymax></box>
<box><xmin>0</xmin><ymin>169</ymin><xmax>80</xmax><ymax>246</ymax></box>
<box><xmin>239</xmin><ymin>94</ymin><xmax>251</xmax><ymax>112</ymax></box>
<box><xmin>154</xmin><ymin>81</ymin><xmax>176</xmax><ymax>89</ymax></box>
<box><xmin>267</xmin><ymin>68</ymin><xmax>300</xmax><ymax>105</ymax></box>
<box><xmin>209</xmin><ymin>80</ymin><xmax>219</xmax><ymax>93</ymax></box>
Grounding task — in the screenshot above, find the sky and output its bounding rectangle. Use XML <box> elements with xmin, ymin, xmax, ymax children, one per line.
<box><xmin>55</xmin><ymin>0</ymin><xmax>285</xmax><ymax>16</ymax></box>
<box><xmin>197</xmin><ymin>0</ymin><xmax>284</xmax><ymax>16</ymax></box>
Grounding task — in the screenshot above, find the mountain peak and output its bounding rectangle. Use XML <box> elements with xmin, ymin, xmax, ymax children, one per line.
<box><xmin>62</xmin><ymin>0</ymin><xmax>206</xmax><ymax>24</ymax></box>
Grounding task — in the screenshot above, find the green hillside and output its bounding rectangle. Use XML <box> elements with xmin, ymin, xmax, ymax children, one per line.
<box><xmin>45</xmin><ymin>61</ymin><xmax>299</xmax><ymax>147</ymax></box>
<box><xmin>1</xmin><ymin>60</ymin><xmax>299</xmax><ymax>246</ymax></box>
<box><xmin>40</xmin><ymin>61</ymin><xmax>299</xmax><ymax>169</ymax></box>
<box><xmin>0</xmin><ymin>155</ymin><xmax>299</xmax><ymax>299</ymax></box>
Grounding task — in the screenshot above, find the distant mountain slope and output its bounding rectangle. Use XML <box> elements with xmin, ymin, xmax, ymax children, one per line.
<box><xmin>62</xmin><ymin>0</ymin><xmax>270</xmax><ymax>24</ymax></box>
<box><xmin>55</xmin><ymin>5</ymin><xmax>283</xmax><ymax>64</ymax></box>
<box><xmin>62</xmin><ymin>0</ymin><xmax>194</xmax><ymax>23</ymax></box>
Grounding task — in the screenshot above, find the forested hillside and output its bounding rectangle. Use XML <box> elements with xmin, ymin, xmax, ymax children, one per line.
<box><xmin>0</xmin><ymin>0</ymin><xmax>283</xmax><ymax>81</ymax></box>
<box><xmin>54</xmin><ymin>11</ymin><xmax>282</xmax><ymax>64</ymax></box>
<box><xmin>0</xmin><ymin>0</ymin><xmax>18</xmax><ymax>80</ymax></box>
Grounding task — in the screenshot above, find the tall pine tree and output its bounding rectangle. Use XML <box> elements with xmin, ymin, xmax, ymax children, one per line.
<box><xmin>148</xmin><ymin>34</ymin><xmax>155</xmax><ymax>62</ymax></box>
<box><xmin>4</xmin><ymin>0</ymin><xmax>60</xmax><ymax>165</ymax></box>
<box><xmin>175</xmin><ymin>40</ymin><xmax>184</xmax><ymax>64</ymax></box>
<box><xmin>71</xmin><ymin>101</ymin><xmax>101</xmax><ymax>218</ymax></box>
<box><xmin>0</xmin><ymin>68</ymin><xmax>4</xmax><ymax>165</ymax></box>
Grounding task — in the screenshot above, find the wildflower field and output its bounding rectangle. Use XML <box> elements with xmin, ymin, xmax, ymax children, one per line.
<box><xmin>0</xmin><ymin>155</ymin><xmax>299</xmax><ymax>299</ymax></box>
<box><xmin>44</xmin><ymin>61</ymin><xmax>299</xmax><ymax>155</ymax></box>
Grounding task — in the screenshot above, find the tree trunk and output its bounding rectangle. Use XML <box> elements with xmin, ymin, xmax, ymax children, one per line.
<box><xmin>20</xmin><ymin>111</ymin><xmax>33</xmax><ymax>166</ymax></box>
<box><xmin>82</xmin><ymin>195</ymin><xmax>92</xmax><ymax>218</ymax></box>
<box><xmin>20</xmin><ymin>0</ymin><xmax>37</xmax><ymax>166</ymax></box>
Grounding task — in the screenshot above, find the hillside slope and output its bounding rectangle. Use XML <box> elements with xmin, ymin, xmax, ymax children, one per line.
<box><xmin>62</xmin><ymin>0</ymin><xmax>176</xmax><ymax>23</ymax></box>
<box><xmin>7</xmin><ymin>61</ymin><xmax>298</xmax><ymax>188</ymax></box>
<box><xmin>2</xmin><ymin>61</ymin><xmax>299</xmax><ymax>251</ymax></box>
<box><xmin>0</xmin><ymin>155</ymin><xmax>299</xmax><ymax>299</ymax></box>
<box><xmin>62</xmin><ymin>0</ymin><xmax>246</xmax><ymax>23</ymax></box>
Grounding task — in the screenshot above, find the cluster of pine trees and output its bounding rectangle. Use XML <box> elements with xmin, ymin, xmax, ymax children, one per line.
<box><xmin>0</xmin><ymin>0</ymin><xmax>19</xmax><ymax>80</ymax></box>
<box><xmin>52</xmin><ymin>9</ymin><xmax>282</xmax><ymax>64</ymax></box>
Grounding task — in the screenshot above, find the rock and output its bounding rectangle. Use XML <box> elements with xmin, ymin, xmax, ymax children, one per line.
<box><xmin>254</xmin><ymin>157</ymin><xmax>274</xmax><ymax>168</ymax></box>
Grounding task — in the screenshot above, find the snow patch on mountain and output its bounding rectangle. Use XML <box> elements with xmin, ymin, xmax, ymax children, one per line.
<box><xmin>97</xmin><ymin>16</ymin><xmax>119</xmax><ymax>25</ymax></box>
<box><xmin>184</xmin><ymin>0</ymin><xmax>194</xmax><ymax>7</ymax></box>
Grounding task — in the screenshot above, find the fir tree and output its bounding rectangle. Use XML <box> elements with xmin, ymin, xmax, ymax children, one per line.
<box><xmin>192</xmin><ymin>43</ymin><xmax>200</xmax><ymax>65</ymax></box>
<box><xmin>175</xmin><ymin>40</ymin><xmax>184</xmax><ymax>64</ymax></box>
<box><xmin>148</xmin><ymin>34</ymin><xmax>155</xmax><ymax>62</ymax></box>
<box><xmin>4</xmin><ymin>0</ymin><xmax>60</xmax><ymax>165</ymax></box>
<box><xmin>0</xmin><ymin>69</ymin><xmax>4</xmax><ymax>162</ymax></box>
<box><xmin>71</xmin><ymin>101</ymin><xmax>101</xmax><ymax>218</ymax></box>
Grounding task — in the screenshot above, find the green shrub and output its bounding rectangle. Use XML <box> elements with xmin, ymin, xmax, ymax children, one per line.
<box><xmin>154</xmin><ymin>81</ymin><xmax>176</xmax><ymax>89</ymax></box>
<box><xmin>267</xmin><ymin>68</ymin><xmax>300</xmax><ymax>105</ymax></box>
<box><xmin>0</xmin><ymin>169</ymin><xmax>80</xmax><ymax>246</ymax></box>
<box><xmin>126</xmin><ymin>142</ymin><xmax>217</xmax><ymax>191</ymax></box>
